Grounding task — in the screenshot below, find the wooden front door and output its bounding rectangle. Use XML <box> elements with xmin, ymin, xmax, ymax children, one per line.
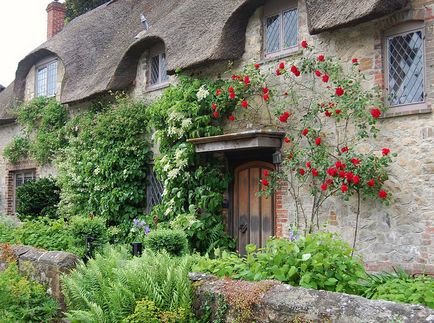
<box><xmin>233</xmin><ymin>161</ymin><xmax>274</xmax><ymax>255</ymax></box>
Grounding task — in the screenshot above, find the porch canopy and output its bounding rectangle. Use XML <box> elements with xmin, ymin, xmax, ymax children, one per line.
<box><xmin>187</xmin><ymin>130</ymin><xmax>285</xmax><ymax>153</ymax></box>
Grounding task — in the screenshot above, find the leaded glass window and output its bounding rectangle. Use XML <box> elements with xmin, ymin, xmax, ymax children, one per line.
<box><xmin>149</xmin><ymin>53</ymin><xmax>168</xmax><ymax>86</ymax></box>
<box><xmin>36</xmin><ymin>60</ymin><xmax>57</xmax><ymax>97</ymax></box>
<box><xmin>387</xmin><ymin>30</ymin><xmax>424</xmax><ymax>106</ymax></box>
<box><xmin>146</xmin><ymin>169</ymin><xmax>164</xmax><ymax>213</ymax></box>
<box><xmin>264</xmin><ymin>7</ymin><xmax>298</xmax><ymax>57</ymax></box>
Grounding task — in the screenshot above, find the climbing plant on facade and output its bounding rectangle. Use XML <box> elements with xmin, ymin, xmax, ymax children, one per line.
<box><xmin>201</xmin><ymin>41</ymin><xmax>396</xmax><ymax>247</ymax></box>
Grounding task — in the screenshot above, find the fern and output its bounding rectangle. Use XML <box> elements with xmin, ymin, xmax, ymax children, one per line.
<box><xmin>62</xmin><ymin>246</ymin><xmax>193</xmax><ymax>322</ymax></box>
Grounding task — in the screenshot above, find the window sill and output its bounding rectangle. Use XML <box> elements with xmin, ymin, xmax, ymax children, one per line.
<box><xmin>381</xmin><ymin>102</ymin><xmax>432</xmax><ymax>119</ymax></box>
<box><xmin>145</xmin><ymin>82</ymin><xmax>170</xmax><ymax>93</ymax></box>
<box><xmin>260</xmin><ymin>48</ymin><xmax>303</xmax><ymax>64</ymax></box>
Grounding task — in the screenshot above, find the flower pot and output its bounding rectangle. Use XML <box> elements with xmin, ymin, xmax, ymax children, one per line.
<box><xmin>130</xmin><ymin>242</ymin><xmax>143</xmax><ymax>256</ymax></box>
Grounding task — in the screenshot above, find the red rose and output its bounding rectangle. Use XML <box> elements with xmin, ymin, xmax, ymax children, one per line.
<box><xmin>335</xmin><ymin>109</ymin><xmax>341</xmax><ymax>115</ymax></box>
<box><xmin>244</xmin><ymin>76</ymin><xmax>251</xmax><ymax>85</ymax></box>
<box><xmin>290</xmin><ymin>65</ymin><xmax>298</xmax><ymax>74</ymax></box>
<box><xmin>299</xmin><ymin>168</ymin><xmax>305</xmax><ymax>176</ymax></box>
<box><xmin>382</xmin><ymin>148</ymin><xmax>390</xmax><ymax>156</ymax></box>
<box><xmin>254</xmin><ymin>63</ymin><xmax>260</xmax><ymax>69</ymax></box>
<box><xmin>322</xmin><ymin>74</ymin><xmax>329</xmax><ymax>83</ymax></box>
<box><xmin>321</xmin><ymin>183</ymin><xmax>328</xmax><ymax>191</ymax></box>
<box><xmin>284</xmin><ymin>137</ymin><xmax>291</xmax><ymax>143</ymax></box>
<box><xmin>341</xmin><ymin>184</ymin><xmax>348</xmax><ymax>192</ymax></box>
<box><xmin>279</xmin><ymin>114</ymin><xmax>288</xmax><ymax>123</ymax></box>
<box><xmin>315</xmin><ymin>70</ymin><xmax>322</xmax><ymax>77</ymax></box>
<box><xmin>338</xmin><ymin>171</ymin><xmax>346</xmax><ymax>178</ymax></box>
<box><xmin>335</xmin><ymin>87</ymin><xmax>344</xmax><ymax>97</ymax></box>
<box><xmin>367</xmin><ymin>179</ymin><xmax>375</xmax><ymax>187</ymax></box>
<box><xmin>213</xmin><ymin>111</ymin><xmax>219</xmax><ymax>118</ymax></box>
<box><xmin>301</xmin><ymin>40</ymin><xmax>308</xmax><ymax>48</ymax></box>
<box><xmin>228</xmin><ymin>115</ymin><xmax>235</xmax><ymax>121</ymax></box>
<box><xmin>263</xmin><ymin>94</ymin><xmax>269</xmax><ymax>101</ymax></box>
<box><xmin>301</xmin><ymin>128</ymin><xmax>309</xmax><ymax>136</ymax></box>
<box><xmin>352</xmin><ymin>58</ymin><xmax>358</xmax><ymax>64</ymax></box>
<box><xmin>326</xmin><ymin>179</ymin><xmax>333</xmax><ymax>185</ymax></box>
<box><xmin>325</xmin><ymin>110</ymin><xmax>332</xmax><ymax>117</ymax></box>
<box><xmin>315</xmin><ymin>137</ymin><xmax>321</xmax><ymax>145</ymax></box>
<box><xmin>261</xmin><ymin>179</ymin><xmax>269</xmax><ymax>186</ymax></box>
<box><xmin>335</xmin><ymin>161</ymin><xmax>345</xmax><ymax>169</ymax></box>
<box><xmin>262</xmin><ymin>87</ymin><xmax>269</xmax><ymax>94</ymax></box>
<box><xmin>228</xmin><ymin>86</ymin><xmax>234</xmax><ymax>93</ymax></box>
<box><xmin>327</xmin><ymin>168</ymin><xmax>338</xmax><ymax>177</ymax></box>
<box><xmin>229</xmin><ymin>92</ymin><xmax>236</xmax><ymax>99</ymax></box>
<box><xmin>211</xmin><ymin>103</ymin><xmax>217</xmax><ymax>111</ymax></box>
<box><xmin>351</xmin><ymin>158</ymin><xmax>361</xmax><ymax>166</ymax></box>
<box><xmin>371</xmin><ymin>108</ymin><xmax>381</xmax><ymax>119</ymax></box>
<box><xmin>306</xmin><ymin>161</ymin><xmax>311</xmax><ymax>168</ymax></box>
<box><xmin>216</xmin><ymin>89</ymin><xmax>222</xmax><ymax>96</ymax></box>
<box><xmin>276</xmin><ymin>69</ymin><xmax>282</xmax><ymax>76</ymax></box>
<box><xmin>294</xmin><ymin>70</ymin><xmax>301</xmax><ymax>77</ymax></box>
<box><xmin>311</xmin><ymin>168</ymin><xmax>319</xmax><ymax>177</ymax></box>
<box><xmin>345</xmin><ymin>172</ymin><xmax>353</xmax><ymax>182</ymax></box>
<box><xmin>341</xmin><ymin>146</ymin><xmax>349</xmax><ymax>153</ymax></box>
<box><xmin>241</xmin><ymin>100</ymin><xmax>248</xmax><ymax>108</ymax></box>
<box><xmin>231</xmin><ymin>74</ymin><xmax>238</xmax><ymax>80</ymax></box>
<box><xmin>279</xmin><ymin>62</ymin><xmax>285</xmax><ymax>70</ymax></box>
<box><xmin>378</xmin><ymin>190</ymin><xmax>388</xmax><ymax>199</ymax></box>
<box><xmin>353</xmin><ymin>175</ymin><xmax>360</xmax><ymax>185</ymax></box>
<box><xmin>318</xmin><ymin>54</ymin><xmax>325</xmax><ymax>62</ymax></box>
<box><xmin>263</xmin><ymin>170</ymin><xmax>269</xmax><ymax>177</ymax></box>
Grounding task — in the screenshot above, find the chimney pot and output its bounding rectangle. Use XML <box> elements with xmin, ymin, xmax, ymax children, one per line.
<box><xmin>46</xmin><ymin>0</ymin><xmax>66</xmax><ymax>39</ymax></box>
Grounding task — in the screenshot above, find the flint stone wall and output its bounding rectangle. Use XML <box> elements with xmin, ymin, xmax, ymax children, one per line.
<box><xmin>190</xmin><ymin>273</ymin><xmax>434</xmax><ymax>323</ymax></box>
<box><xmin>0</xmin><ymin>245</ymin><xmax>79</xmax><ymax>310</ymax></box>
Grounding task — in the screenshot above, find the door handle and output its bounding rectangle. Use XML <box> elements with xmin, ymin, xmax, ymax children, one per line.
<box><xmin>239</xmin><ymin>223</ymin><xmax>248</xmax><ymax>233</ymax></box>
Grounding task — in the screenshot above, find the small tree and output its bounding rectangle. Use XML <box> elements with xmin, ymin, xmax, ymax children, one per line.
<box><xmin>65</xmin><ymin>0</ymin><xmax>111</xmax><ymax>21</ymax></box>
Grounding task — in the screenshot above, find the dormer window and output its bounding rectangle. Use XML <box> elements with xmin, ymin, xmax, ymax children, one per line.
<box><xmin>263</xmin><ymin>0</ymin><xmax>299</xmax><ymax>59</ymax></box>
<box><xmin>36</xmin><ymin>59</ymin><xmax>58</xmax><ymax>97</ymax></box>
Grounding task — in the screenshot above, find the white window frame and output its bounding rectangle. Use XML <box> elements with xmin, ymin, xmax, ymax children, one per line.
<box><xmin>263</xmin><ymin>0</ymin><xmax>299</xmax><ymax>59</ymax></box>
<box><xmin>383</xmin><ymin>21</ymin><xmax>428</xmax><ymax>115</ymax></box>
<box><xmin>35</xmin><ymin>59</ymin><xmax>58</xmax><ymax>98</ymax></box>
<box><xmin>13</xmin><ymin>169</ymin><xmax>36</xmax><ymax>213</ymax></box>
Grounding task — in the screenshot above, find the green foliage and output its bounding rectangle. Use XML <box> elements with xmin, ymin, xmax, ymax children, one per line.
<box><xmin>144</xmin><ymin>229</ymin><xmax>189</xmax><ymax>257</ymax></box>
<box><xmin>11</xmin><ymin>219</ymin><xmax>71</xmax><ymax>252</ymax></box>
<box><xmin>363</xmin><ymin>269</ymin><xmax>434</xmax><ymax>308</ymax></box>
<box><xmin>62</xmin><ymin>247</ymin><xmax>194</xmax><ymax>322</ymax></box>
<box><xmin>123</xmin><ymin>298</ymin><xmax>192</xmax><ymax>323</ymax></box>
<box><xmin>193</xmin><ymin>232</ymin><xmax>366</xmax><ymax>295</ymax></box>
<box><xmin>3</xmin><ymin>136</ymin><xmax>30</xmax><ymax>164</ymax></box>
<box><xmin>65</xmin><ymin>0</ymin><xmax>111</xmax><ymax>21</ymax></box>
<box><xmin>148</xmin><ymin>76</ymin><xmax>235</xmax><ymax>253</ymax></box>
<box><xmin>4</xmin><ymin>97</ymin><xmax>68</xmax><ymax>165</ymax></box>
<box><xmin>57</xmin><ymin>95</ymin><xmax>152</xmax><ymax>229</ymax></box>
<box><xmin>0</xmin><ymin>263</ymin><xmax>59</xmax><ymax>322</ymax></box>
<box><xmin>16</xmin><ymin>177</ymin><xmax>60</xmax><ymax>220</ymax></box>
<box><xmin>68</xmin><ymin>216</ymin><xmax>109</xmax><ymax>257</ymax></box>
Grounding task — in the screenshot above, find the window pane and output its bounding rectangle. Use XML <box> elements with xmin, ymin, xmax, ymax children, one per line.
<box><xmin>388</xmin><ymin>30</ymin><xmax>424</xmax><ymax>106</ymax></box>
<box><xmin>15</xmin><ymin>174</ymin><xmax>24</xmax><ymax>187</ymax></box>
<box><xmin>265</xmin><ymin>15</ymin><xmax>280</xmax><ymax>54</ymax></box>
<box><xmin>36</xmin><ymin>67</ymin><xmax>48</xmax><ymax>96</ymax></box>
<box><xmin>283</xmin><ymin>9</ymin><xmax>298</xmax><ymax>48</ymax></box>
<box><xmin>47</xmin><ymin>61</ymin><xmax>58</xmax><ymax>97</ymax></box>
<box><xmin>146</xmin><ymin>169</ymin><xmax>164</xmax><ymax>213</ymax></box>
<box><xmin>24</xmin><ymin>172</ymin><xmax>35</xmax><ymax>183</ymax></box>
<box><xmin>160</xmin><ymin>53</ymin><xmax>168</xmax><ymax>82</ymax></box>
<box><xmin>150</xmin><ymin>55</ymin><xmax>160</xmax><ymax>85</ymax></box>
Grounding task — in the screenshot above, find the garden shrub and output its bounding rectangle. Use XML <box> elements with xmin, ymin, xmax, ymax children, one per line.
<box><xmin>363</xmin><ymin>269</ymin><xmax>434</xmax><ymax>308</ymax></box>
<box><xmin>12</xmin><ymin>219</ymin><xmax>71</xmax><ymax>252</ymax></box>
<box><xmin>144</xmin><ymin>229</ymin><xmax>189</xmax><ymax>256</ymax></box>
<box><xmin>62</xmin><ymin>246</ymin><xmax>194</xmax><ymax>322</ymax></box>
<box><xmin>0</xmin><ymin>262</ymin><xmax>59</xmax><ymax>322</ymax></box>
<box><xmin>193</xmin><ymin>232</ymin><xmax>366</xmax><ymax>295</ymax></box>
<box><xmin>16</xmin><ymin>177</ymin><xmax>61</xmax><ymax>220</ymax></box>
<box><xmin>68</xmin><ymin>215</ymin><xmax>109</xmax><ymax>257</ymax></box>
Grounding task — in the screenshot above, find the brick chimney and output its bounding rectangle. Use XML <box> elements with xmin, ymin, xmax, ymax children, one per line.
<box><xmin>46</xmin><ymin>0</ymin><xmax>66</xmax><ymax>39</ymax></box>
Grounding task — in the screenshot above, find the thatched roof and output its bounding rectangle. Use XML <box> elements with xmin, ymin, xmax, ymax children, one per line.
<box><xmin>2</xmin><ymin>0</ymin><xmax>407</xmax><ymax>115</ymax></box>
<box><xmin>306</xmin><ymin>0</ymin><xmax>408</xmax><ymax>34</ymax></box>
<box><xmin>0</xmin><ymin>82</ymin><xmax>17</xmax><ymax>125</ymax></box>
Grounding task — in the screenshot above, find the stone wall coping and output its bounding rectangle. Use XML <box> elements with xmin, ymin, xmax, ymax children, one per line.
<box><xmin>10</xmin><ymin>245</ymin><xmax>79</xmax><ymax>269</ymax></box>
<box><xmin>189</xmin><ymin>272</ymin><xmax>434</xmax><ymax>323</ymax></box>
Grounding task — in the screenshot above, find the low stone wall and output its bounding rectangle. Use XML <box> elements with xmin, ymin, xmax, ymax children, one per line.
<box><xmin>0</xmin><ymin>245</ymin><xmax>79</xmax><ymax>310</ymax></box>
<box><xmin>190</xmin><ymin>273</ymin><xmax>434</xmax><ymax>323</ymax></box>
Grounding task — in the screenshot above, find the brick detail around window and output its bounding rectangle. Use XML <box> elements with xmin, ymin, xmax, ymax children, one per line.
<box><xmin>4</xmin><ymin>160</ymin><xmax>39</xmax><ymax>215</ymax></box>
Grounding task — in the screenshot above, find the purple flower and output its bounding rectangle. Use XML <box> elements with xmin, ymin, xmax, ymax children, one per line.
<box><xmin>289</xmin><ymin>229</ymin><xmax>295</xmax><ymax>241</ymax></box>
<box><xmin>133</xmin><ymin>218</ymin><xmax>139</xmax><ymax>227</ymax></box>
<box><xmin>144</xmin><ymin>226</ymin><xmax>151</xmax><ymax>235</ymax></box>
